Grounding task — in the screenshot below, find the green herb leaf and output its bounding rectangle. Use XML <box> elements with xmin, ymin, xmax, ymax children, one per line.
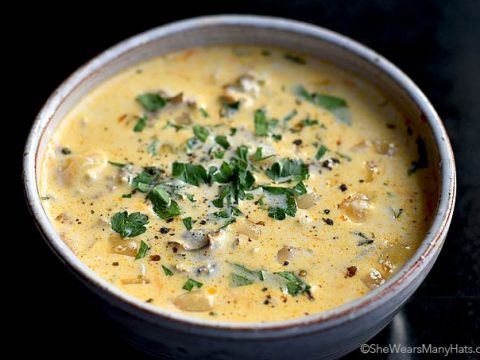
<box><xmin>136</xmin><ymin>93</ymin><xmax>167</xmax><ymax>112</ymax></box>
<box><xmin>291</xmin><ymin>181</ymin><xmax>307</xmax><ymax>196</ymax></box>
<box><xmin>229</xmin><ymin>127</ymin><xmax>237</xmax><ymax>136</ymax></box>
<box><xmin>254</xmin><ymin>109</ymin><xmax>278</xmax><ymax>136</ymax></box>
<box><xmin>266</xmin><ymin>158</ymin><xmax>309</xmax><ymax>182</ymax></box>
<box><xmin>230</xmin><ymin>263</ymin><xmax>264</xmax><ymax>281</ymax></box>
<box><xmin>108</xmin><ymin>160</ymin><xmax>127</xmax><ymax>168</ymax></box>
<box><xmin>335</xmin><ymin>151</ymin><xmax>352</xmax><ymax>162</ymax></box>
<box><xmin>111</xmin><ymin>211</ymin><xmax>149</xmax><ymax>238</ymax></box>
<box><xmin>315</xmin><ymin>145</ymin><xmax>328</xmax><ymax>160</ymax></box>
<box><xmin>199</xmin><ymin>107</ymin><xmax>209</xmax><ymax>118</ymax></box>
<box><xmin>135</xmin><ymin>240</ymin><xmax>150</xmax><ymax>260</ymax></box>
<box><xmin>172</xmin><ymin>162</ymin><xmax>208</xmax><ymax>186</ymax></box>
<box><xmin>148</xmin><ymin>185</ymin><xmax>171</xmax><ymax>208</ymax></box>
<box><xmin>147</xmin><ymin>139</ymin><xmax>160</xmax><ymax>156</ymax></box>
<box><xmin>213</xmin><ymin>150</ymin><xmax>225</xmax><ymax>159</ymax></box>
<box><xmin>162</xmin><ymin>265</ymin><xmax>174</xmax><ymax>276</ymax></box>
<box><xmin>193</xmin><ymin>125</ymin><xmax>209</xmax><ymax>143</ymax></box>
<box><xmin>185</xmin><ymin>193</ymin><xmax>196</xmax><ymax>202</ymax></box>
<box><xmin>215</xmin><ymin>135</ymin><xmax>230</xmax><ymax>149</ymax></box>
<box><xmin>408</xmin><ymin>137</ymin><xmax>428</xmax><ymax>175</ymax></box>
<box><xmin>182</xmin><ymin>278</ymin><xmax>203</xmax><ymax>291</ymax></box>
<box><xmin>262</xmin><ymin>186</ymin><xmax>297</xmax><ymax>219</ymax></box>
<box><xmin>134</xmin><ymin>115</ymin><xmax>148</xmax><ymax>132</ymax></box>
<box><xmin>295</xmin><ymin>85</ymin><xmax>351</xmax><ymax>125</ymax></box>
<box><xmin>272</xmin><ymin>134</ymin><xmax>282</xmax><ymax>141</ymax></box>
<box><xmin>182</xmin><ymin>217</ymin><xmax>193</xmax><ymax>230</ymax></box>
<box><xmin>153</xmin><ymin>200</ymin><xmax>181</xmax><ymax>220</ymax></box>
<box><xmin>230</xmin><ymin>274</ymin><xmax>254</xmax><ymax>287</ymax></box>
<box><xmin>131</xmin><ymin>167</ymin><xmax>162</xmax><ymax>192</ymax></box>
<box><xmin>275</xmin><ymin>271</ymin><xmax>311</xmax><ymax>296</ymax></box>
<box><xmin>301</xmin><ymin>118</ymin><xmax>319</xmax><ymax>126</ymax></box>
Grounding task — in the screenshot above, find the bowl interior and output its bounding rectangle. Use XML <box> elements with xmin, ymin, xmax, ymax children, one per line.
<box><xmin>26</xmin><ymin>15</ymin><xmax>455</xmax><ymax>331</ymax></box>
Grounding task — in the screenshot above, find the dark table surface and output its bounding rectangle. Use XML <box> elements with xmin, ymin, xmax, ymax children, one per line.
<box><xmin>16</xmin><ymin>1</ymin><xmax>479</xmax><ymax>358</ymax></box>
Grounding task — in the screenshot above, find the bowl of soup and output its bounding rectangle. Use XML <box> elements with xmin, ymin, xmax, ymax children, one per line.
<box><xmin>23</xmin><ymin>15</ymin><xmax>455</xmax><ymax>359</ymax></box>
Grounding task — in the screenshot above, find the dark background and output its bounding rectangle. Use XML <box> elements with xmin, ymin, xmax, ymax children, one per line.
<box><xmin>16</xmin><ymin>0</ymin><xmax>479</xmax><ymax>358</ymax></box>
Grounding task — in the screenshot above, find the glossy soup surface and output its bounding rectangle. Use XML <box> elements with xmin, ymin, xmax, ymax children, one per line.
<box><xmin>40</xmin><ymin>46</ymin><xmax>435</xmax><ymax>322</ymax></box>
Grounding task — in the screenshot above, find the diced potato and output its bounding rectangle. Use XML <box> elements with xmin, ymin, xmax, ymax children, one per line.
<box><xmin>109</xmin><ymin>234</ymin><xmax>138</xmax><ymax>257</ymax></box>
<box><xmin>174</xmin><ymin>291</ymin><xmax>214</xmax><ymax>312</ymax></box>
<box><xmin>340</xmin><ymin>193</ymin><xmax>372</xmax><ymax>222</ymax></box>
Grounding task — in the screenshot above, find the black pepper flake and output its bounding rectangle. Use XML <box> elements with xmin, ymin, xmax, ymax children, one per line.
<box><xmin>263</xmin><ymin>300</ymin><xmax>270</xmax><ymax>305</ymax></box>
<box><xmin>339</xmin><ymin>184</ymin><xmax>348</xmax><ymax>192</ymax></box>
<box><xmin>293</xmin><ymin>139</ymin><xmax>302</xmax><ymax>146</ymax></box>
<box><xmin>345</xmin><ymin>266</ymin><xmax>357</xmax><ymax>278</ymax></box>
<box><xmin>323</xmin><ymin>209</ymin><xmax>330</xmax><ymax>214</ymax></box>
<box><xmin>261</xmin><ymin>287</ymin><xmax>268</xmax><ymax>292</ymax></box>
<box><xmin>160</xmin><ymin>227</ymin><xmax>170</xmax><ymax>234</ymax></box>
<box><xmin>149</xmin><ymin>255</ymin><xmax>161</xmax><ymax>261</ymax></box>
<box><xmin>200</xmin><ymin>220</ymin><xmax>207</xmax><ymax>225</ymax></box>
<box><xmin>166</xmin><ymin>218</ymin><xmax>174</xmax><ymax>223</ymax></box>
<box><xmin>112</xmin><ymin>262</ymin><xmax>119</xmax><ymax>266</ymax></box>
<box><xmin>323</xmin><ymin>218</ymin><xmax>334</xmax><ymax>225</ymax></box>
<box><xmin>283</xmin><ymin>261</ymin><xmax>289</xmax><ymax>266</ymax></box>
<box><xmin>386</xmin><ymin>124</ymin><xmax>396</xmax><ymax>129</ymax></box>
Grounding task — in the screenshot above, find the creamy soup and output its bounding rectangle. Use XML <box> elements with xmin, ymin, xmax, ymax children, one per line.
<box><xmin>40</xmin><ymin>46</ymin><xmax>435</xmax><ymax>322</ymax></box>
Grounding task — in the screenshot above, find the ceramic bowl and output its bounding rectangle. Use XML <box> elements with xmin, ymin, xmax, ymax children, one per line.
<box><xmin>23</xmin><ymin>15</ymin><xmax>456</xmax><ymax>360</ymax></box>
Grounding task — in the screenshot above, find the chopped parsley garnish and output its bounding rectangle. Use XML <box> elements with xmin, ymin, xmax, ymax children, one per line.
<box><xmin>300</xmin><ymin>118</ymin><xmax>319</xmax><ymax>126</ymax></box>
<box><xmin>230</xmin><ymin>274</ymin><xmax>254</xmax><ymax>287</ymax></box>
<box><xmin>185</xmin><ymin>193</ymin><xmax>196</xmax><ymax>202</ymax></box>
<box><xmin>408</xmin><ymin>137</ymin><xmax>428</xmax><ymax>175</ymax></box>
<box><xmin>291</xmin><ymin>181</ymin><xmax>308</xmax><ymax>196</ymax></box>
<box><xmin>254</xmin><ymin>109</ymin><xmax>278</xmax><ymax>136</ymax></box>
<box><xmin>271</xmin><ymin>134</ymin><xmax>282</xmax><ymax>141</ymax></box>
<box><xmin>152</xmin><ymin>200</ymin><xmax>181</xmax><ymax>220</ymax></box>
<box><xmin>283</xmin><ymin>109</ymin><xmax>298</xmax><ymax>126</ymax></box>
<box><xmin>215</xmin><ymin>135</ymin><xmax>230</xmax><ymax>149</ymax></box>
<box><xmin>111</xmin><ymin>211</ymin><xmax>149</xmax><ymax>238</ymax></box>
<box><xmin>266</xmin><ymin>158</ymin><xmax>309</xmax><ymax>182</ymax></box>
<box><xmin>209</xmin><ymin>146</ymin><xmax>256</xmax><ymax>205</ymax></box>
<box><xmin>162</xmin><ymin>265</ymin><xmax>174</xmax><ymax>276</ymax></box>
<box><xmin>135</xmin><ymin>240</ymin><xmax>150</xmax><ymax>260</ymax></box>
<box><xmin>182</xmin><ymin>278</ymin><xmax>203</xmax><ymax>291</ymax></box>
<box><xmin>230</xmin><ymin>263</ymin><xmax>264</xmax><ymax>283</ymax></box>
<box><xmin>148</xmin><ymin>139</ymin><xmax>160</xmax><ymax>156</ymax></box>
<box><xmin>315</xmin><ymin>145</ymin><xmax>328</xmax><ymax>160</ymax></box>
<box><xmin>213</xmin><ymin>149</ymin><xmax>225</xmax><ymax>159</ymax></box>
<box><xmin>133</xmin><ymin>114</ymin><xmax>148</xmax><ymax>132</ymax></box>
<box><xmin>131</xmin><ymin>167</ymin><xmax>162</xmax><ymax>192</ymax></box>
<box><xmin>335</xmin><ymin>151</ymin><xmax>352</xmax><ymax>162</ymax></box>
<box><xmin>262</xmin><ymin>186</ymin><xmax>297</xmax><ymax>220</ymax></box>
<box><xmin>136</xmin><ymin>93</ymin><xmax>167</xmax><ymax>112</ymax></box>
<box><xmin>193</xmin><ymin>125</ymin><xmax>209</xmax><ymax>143</ymax></box>
<box><xmin>149</xmin><ymin>185</ymin><xmax>171</xmax><ymax>208</ymax></box>
<box><xmin>253</xmin><ymin>147</ymin><xmax>274</xmax><ymax>161</ymax></box>
<box><xmin>172</xmin><ymin>162</ymin><xmax>208</xmax><ymax>186</ymax></box>
<box><xmin>122</xmin><ymin>193</ymin><xmax>132</xmax><ymax>198</ymax></box>
<box><xmin>199</xmin><ymin>107</ymin><xmax>209</xmax><ymax>117</ymax></box>
<box><xmin>182</xmin><ymin>217</ymin><xmax>193</xmax><ymax>230</ymax></box>
<box><xmin>295</xmin><ymin>85</ymin><xmax>351</xmax><ymax>125</ymax></box>
<box><xmin>229</xmin><ymin>127</ymin><xmax>237</xmax><ymax>136</ymax></box>
<box><xmin>108</xmin><ymin>160</ymin><xmax>127</xmax><ymax>168</ymax></box>
<box><xmin>275</xmin><ymin>271</ymin><xmax>311</xmax><ymax>296</ymax></box>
